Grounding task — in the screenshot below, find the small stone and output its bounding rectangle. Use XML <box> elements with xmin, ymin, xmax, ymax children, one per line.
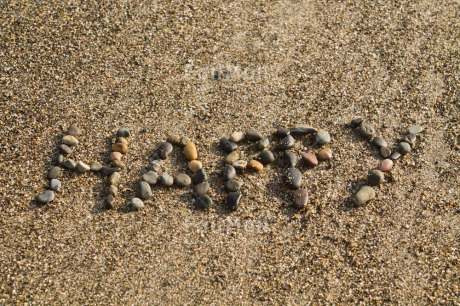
<box><xmin>131</xmin><ymin>198</ymin><xmax>144</xmax><ymax>210</ymax></box>
<box><xmin>184</xmin><ymin>142</ymin><xmax>198</xmax><ymax>160</ymax></box>
<box><xmin>59</xmin><ymin>144</ymin><xmax>72</xmax><ymax>155</ymax></box>
<box><xmin>90</xmin><ymin>162</ymin><xmax>103</xmax><ymax>172</ymax></box>
<box><xmin>193</xmin><ymin>182</ymin><xmax>209</xmax><ymax>195</ymax></box>
<box><xmin>359</xmin><ymin>122</ymin><xmax>375</xmax><ymax>138</ymax></box>
<box><xmin>175</xmin><ymin>173</ymin><xmax>192</xmax><ymax>187</ymax></box>
<box><xmin>149</xmin><ymin>160</ymin><xmax>164</xmax><ymax>172</ymax></box>
<box><xmin>404</xmin><ymin>133</ymin><xmax>416</xmax><ymax>145</ymax></box>
<box><xmin>350</xmin><ymin>118</ymin><xmax>363</xmax><ymax>127</ymax></box>
<box><xmin>117</xmin><ymin>127</ymin><xmax>130</xmax><ymax>138</ymax></box>
<box><xmin>142</xmin><ymin>171</ymin><xmax>159</xmax><ymax>185</ymax></box>
<box><xmin>232</xmin><ymin>160</ymin><xmax>247</xmax><ymax>171</ymax></box>
<box><xmin>354</xmin><ymin>186</ymin><xmax>375</xmax><ymax>206</ymax></box>
<box><xmin>399</xmin><ymin>142</ymin><xmax>412</xmax><ymax>155</ymax></box>
<box><xmin>227</xmin><ymin>192</ymin><xmax>242</xmax><ymax>211</ymax></box>
<box><xmin>278</xmin><ymin>135</ymin><xmax>295</xmax><ymax>150</ymax></box>
<box><xmin>193</xmin><ymin>169</ymin><xmax>208</xmax><ymax>184</ymax></box>
<box><xmin>167</xmin><ymin>134</ymin><xmax>181</xmax><ymax>144</ymax></box>
<box><xmin>50</xmin><ymin>179</ymin><xmax>61</xmax><ymax>191</ymax></box>
<box><xmin>284</xmin><ymin>151</ymin><xmax>298</xmax><ymax>167</ymax></box>
<box><xmin>112</xmin><ymin>143</ymin><xmax>128</xmax><ymax>154</ymax></box>
<box><xmin>289</xmin><ymin>125</ymin><xmax>317</xmax><ymax>135</ymax></box>
<box><xmin>36</xmin><ymin>190</ymin><xmax>54</xmax><ymax>204</ymax></box>
<box><xmin>302</xmin><ymin>153</ymin><xmax>318</xmax><ymax>167</ymax></box>
<box><xmin>139</xmin><ymin>181</ymin><xmax>153</xmax><ymax>199</ymax></box>
<box><xmin>188</xmin><ymin>160</ymin><xmax>202</xmax><ymax>173</ymax></box>
<box><xmin>156</xmin><ymin>142</ymin><xmax>173</xmax><ymax>159</ymax></box>
<box><xmin>317</xmin><ymin>148</ymin><xmax>332</xmax><ymax>161</ymax></box>
<box><xmin>380</xmin><ymin>159</ymin><xmax>394</xmax><ymax>172</ymax></box>
<box><xmin>55</xmin><ymin>154</ymin><xmax>64</xmax><ymax>165</ymax></box>
<box><xmin>76</xmin><ymin>161</ymin><xmax>90</xmax><ymax>173</ymax></box>
<box><xmin>66</xmin><ymin>125</ymin><xmax>82</xmax><ymax>136</ymax></box>
<box><xmin>62</xmin><ymin>135</ymin><xmax>79</xmax><ymax>146</ymax></box>
<box><xmin>109</xmin><ymin>172</ymin><xmax>121</xmax><ymax>186</ymax></box>
<box><xmin>48</xmin><ymin>166</ymin><xmax>61</xmax><ymax>179</ymax></box>
<box><xmin>62</xmin><ymin>159</ymin><xmax>77</xmax><ymax>170</ymax></box>
<box><xmin>257</xmin><ymin>138</ymin><xmax>270</xmax><ymax>150</ymax></box>
<box><xmin>224</xmin><ymin>180</ymin><xmax>242</xmax><ymax>192</ymax></box>
<box><xmin>293</xmin><ymin>188</ymin><xmax>308</xmax><ymax>208</ymax></box>
<box><xmin>229</xmin><ymin>131</ymin><xmax>245</xmax><ymax>143</ymax></box>
<box><xmin>275</xmin><ymin>127</ymin><xmax>290</xmax><ymax>137</ymax></box>
<box><xmin>380</xmin><ymin>147</ymin><xmax>391</xmax><ymax>158</ymax></box>
<box><xmin>390</xmin><ymin>152</ymin><xmax>401</xmax><ymax>160</ymax></box>
<box><xmin>223</xmin><ymin>164</ymin><xmax>236</xmax><ymax>181</ymax></box>
<box><xmin>286</xmin><ymin>167</ymin><xmax>302</xmax><ymax>190</ymax></box>
<box><xmin>111</xmin><ymin>160</ymin><xmax>126</xmax><ymax>169</ymax></box>
<box><xmin>105</xmin><ymin>195</ymin><xmax>115</xmax><ymax>209</ymax></box>
<box><xmin>246</xmin><ymin>128</ymin><xmax>263</xmax><ymax>141</ymax></box>
<box><xmin>100</xmin><ymin>167</ymin><xmax>121</xmax><ymax>177</ymax></box>
<box><xmin>108</xmin><ymin>185</ymin><xmax>118</xmax><ymax>196</ymax></box>
<box><xmin>225</xmin><ymin>151</ymin><xmax>239</xmax><ymax>164</ymax></box>
<box><xmin>110</xmin><ymin>151</ymin><xmax>122</xmax><ymax>161</ymax></box>
<box><xmin>372</xmin><ymin>137</ymin><xmax>388</xmax><ymax>148</ymax></box>
<box><xmin>368</xmin><ymin>170</ymin><xmax>384</xmax><ymax>186</ymax></box>
<box><xmin>248</xmin><ymin>160</ymin><xmax>263</xmax><ymax>171</ymax></box>
<box><xmin>259</xmin><ymin>150</ymin><xmax>275</xmax><ymax>165</ymax></box>
<box><xmin>116</xmin><ymin>137</ymin><xmax>128</xmax><ymax>144</ymax></box>
<box><xmin>408</xmin><ymin>124</ymin><xmax>423</xmax><ymax>134</ymax></box>
<box><xmin>220</xmin><ymin>138</ymin><xmax>237</xmax><ymax>153</ymax></box>
<box><xmin>159</xmin><ymin>173</ymin><xmax>174</xmax><ymax>187</ymax></box>
<box><xmin>194</xmin><ymin>194</ymin><xmax>213</xmax><ymax>209</ymax></box>
<box><xmin>180</xmin><ymin>136</ymin><xmax>190</xmax><ymax>146</ymax></box>
<box><xmin>315</xmin><ymin>129</ymin><xmax>331</xmax><ymax>145</ymax></box>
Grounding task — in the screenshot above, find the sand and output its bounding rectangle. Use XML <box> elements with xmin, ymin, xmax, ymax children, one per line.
<box><xmin>0</xmin><ymin>0</ymin><xmax>459</xmax><ymax>304</ymax></box>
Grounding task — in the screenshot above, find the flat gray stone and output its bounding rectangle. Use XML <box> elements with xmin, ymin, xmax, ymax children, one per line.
<box><xmin>372</xmin><ymin>137</ymin><xmax>388</xmax><ymax>148</ymax></box>
<box><xmin>139</xmin><ymin>181</ymin><xmax>153</xmax><ymax>199</ymax></box>
<box><xmin>354</xmin><ymin>186</ymin><xmax>375</xmax><ymax>206</ymax></box>
<box><xmin>50</xmin><ymin>179</ymin><xmax>61</xmax><ymax>191</ymax></box>
<box><xmin>90</xmin><ymin>162</ymin><xmax>103</xmax><ymax>172</ymax></box>
<box><xmin>174</xmin><ymin>173</ymin><xmax>192</xmax><ymax>187</ymax></box>
<box><xmin>193</xmin><ymin>182</ymin><xmax>209</xmax><ymax>195</ymax></box>
<box><xmin>315</xmin><ymin>129</ymin><xmax>331</xmax><ymax>145</ymax></box>
<box><xmin>160</xmin><ymin>173</ymin><xmax>174</xmax><ymax>187</ymax></box>
<box><xmin>131</xmin><ymin>197</ymin><xmax>144</xmax><ymax>210</ymax></box>
<box><xmin>399</xmin><ymin>142</ymin><xmax>412</xmax><ymax>155</ymax></box>
<box><xmin>408</xmin><ymin>125</ymin><xmax>423</xmax><ymax>134</ymax></box>
<box><xmin>142</xmin><ymin>171</ymin><xmax>159</xmax><ymax>185</ymax></box>
<box><xmin>36</xmin><ymin>190</ymin><xmax>55</xmax><ymax>204</ymax></box>
<box><xmin>48</xmin><ymin>166</ymin><xmax>61</xmax><ymax>179</ymax></box>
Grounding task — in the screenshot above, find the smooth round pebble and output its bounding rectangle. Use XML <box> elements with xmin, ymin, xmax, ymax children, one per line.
<box><xmin>278</xmin><ymin>135</ymin><xmax>295</xmax><ymax>150</ymax></box>
<box><xmin>368</xmin><ymin>170</ymin><xmax>384</xmax><ymax>186</ymax></box>
<box><xmin>91</xmin><ymin>162</ymin><xmax>103</xmax><ymax>172</ymax></box>
<box><xmin>315</xmin><ymin>129</ymin><xmax>331</xmax><ymax>145</ymax></box>
<box><xmin>193</xmin><ymin>169</ymin><xmax>208</xmax><ymax>184</ymax></box>
<box><xmin>227</xmin><ymin>192</ymin><xmax>242</xmax><ymax>211</ymax></box>
<box><xmin>293</xmin><ymin>188</ymin><xmax>308</xmax><ymax>208</ymax></box>
<box><xmin>66</xmin><ymin>125</ymin><xmax>82</xmax><ymax>136</ymax></box>
<box><xmin>358</xmin><ymin>122</ymin><xmax>375</xmax><ymax>138</ymax></box>
<box><xmin>193</xmin><ymin>182</ymin><xmax>209</xmax><ymax>195</ymax></box>
<box><xmin>408</xmin><ymin>124</ymin><xmax>423</xmax><ymax>134</ymax></box>
<box><xmin>62</xmin><ymin>135</ymin><xmax>79</xmax><ymax>146</ymax></box>
<box><xmin>48</xmin><ymin>166</ymin><xmax>61</xmax><ymax>179</ymax></box>
<box><xmin>194</xmin><ymin>194</ymin><xmax>213</xmax><ymax>209</ymax></box>
<box><xmin>76</xmin><ymin>161</ymin><xmax>90</xmax><ymax>173</ymax></box>
<box><xmin>380</xmin><ymin>147</ymin><xmax>391</xmax><ymax>158</ymax></box>
<box><xmin>50</xmin><ymin>179</ymin><xmax>61</xmax><ymax>191</ymax></box>
<box><xmin>390</xmin><ymin>152</ymin><xmax>401</xmax><ymax>160</ymax></box>
<box><xmin>188</xmin><ymin>160</ymin><xmax>202</xmax><ymax>172</ymax></box>
<box><xmin>109</xmin><ymin>172</ymin><xmax>121</xmax><ymax>186</ymax></box>
<box><xmin>220</xmin><ymin>138</ymin><xmax>237</xmax><ymax>153</ymax></box>
<box><xmin>184</xmin><ymin>142</ymin><xmax>198</xmax><ymax>160</ymax></box>
<box><xmin>317</xmin><ymin>148</ymin><xmax>332</xmax><ymax>161</ymax></box>
<box><xmin>232</xmin><ymin>160</ymin><xmax>247</xmax><ymax>171</ymax></box>
<box><xmin>62</xmin><ymin>159</ymin><xmax>77</xmax><ymax>170</ymax></box>
<box><xmin>36</xmin><ymin>190</ymin><xmax>55</xmax><ymax>204</ymax></box>
<box><xmin>380</xmin><ymin>159</ymin><xmax>393</xmax><ymax>172</ymax></box>
<box><xmin>131</xmin><ymin>198</ymin><xmax>144</xmax><ymax>210</ymax></box>
<box><xmin>179</xmin><ymin>136</ymin><xmax>190</xmax><ymax>146</ymax></box>
<box><xmin>286</xmin><ymin>167</ymin><xmax>302</xmax><ymax>190</ymax></box>
<box><xmin>246</xmin><ymin>128</ymin><xmax>263</xmax><ymax>141</ymax></box>
<box><xmin>249</xmin><ymin>160</ymin><xmax>263</xmax><ymax>171</ymax></box>
<box><xmin>167</xmin><ymin>134</ymin><xmax>181</xmax><ymax>144</ymax></box>
<box><xmin>224</xmin><ymin>180</ymin><xmax>242</xmax><ymax>192</ymax></box>
<box><xmin>59</xmin><ymin>144</ymin><xmax>72</xmax><ymax>155</ymax></box>
<box><xmin>139</xmin><ymin>181</ymin><xmax>153</xmax><ymax>199</ymax></box>
<box><xmin>175</xmin><ymin>173</ymin><xmax>192</xmax><ymax>187</ymax></box>
<box><xmin>259</xmin><ymin>150</ymin><xmax>275</xmax><ymax>165</ymax></box>
<box><xmin>117</xmin><ymin>127</ymin><xmax>130</xmax><ymax>138</ymax></box>
<box><xmin>156</xmin><ymin>142</ymin><xmax>173</xmax><ymax>159</ymax></box>
<box><xmin>372</xmin><ymin>137</ymin><xmax>388</xmax><ymax>148</ymax></box>
<box><xmin>354</xmin><ymin>186</ymin><xmax>375</xmax><ymax>206</ymax></box>
<box><xmin>223</xmin><ymin>164</ymin><xmax>236</xmax><ymax>181</ymax></box>
<box><xmin>160</xmin><ymin>173</ymin><xmax>174</xmax><ymax>187</ymax></box>
<box><xmin>257</xmin><ymin>138</ymin><xmax>270</xmax><ymax>150</ymax></box>
<box><xmin>110</xmin><ymin>151</ymin><xmax>122</xmax><ymax>161</ymax></box>
<box><xmin>55</xmin><ymin>154</ymin><xmax>64</xmax><ymax>165</ymax></box>
<box><xmin>224</xmin><ymin>151</ymin><xmax>239</xmax><ymax>164</ymax></box>
<box><xmin>302</xmin><ymin>153</ymin><xmax>318</xmax><ymax>167</ymax></box>
<box><xmin>399</xmin><ymin>142</ymin><xmax>411</xmax><ymax>155</ymax></box>
<box><xmin>284</xmin><ymin>151</ymin><xmax>298</xmax><ymax>167</ymax></box>
<box><xmin>142</xmin><ymin>171</ymin><xmax>158</xmax><ymax>185</ymax></box>
<box><xmin>229</xmin><ymin>131</ymin><xmax>245</xmax><ymax>143</ymax></box>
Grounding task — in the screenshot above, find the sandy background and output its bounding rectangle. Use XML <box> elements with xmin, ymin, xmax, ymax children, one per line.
<box><xmin>1</xmin><ymin>0</ymin><xmax>459</xmax><ymax>304</ymax></box>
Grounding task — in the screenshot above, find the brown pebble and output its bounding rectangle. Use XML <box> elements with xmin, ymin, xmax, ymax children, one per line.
<box><xmin>116</xmin><ymin>137</ymin><xmax>128</xmax><ymax>144</ymax></box>
<box><xmin>62</xmin><ymin>135</ymin><xmax>79</xmax><ymax>146</ymax></box>
<box><xmin>229</xmin><ymin>131</ymin><xmax>245</xmax><ymax>143</ymax></box>
<box><xmin>110</xmin><ymin>151</ymin><xmax>122</xmax><ymax>161</ymax></box>
<box><xmin>167</xmin><ymin>134</ymin><xmax>181</xmax><ymax>144</ymax></box>
<box><xmin>108</xmin><ymin>185</ymin><xmax>118</xmax><ymax>196</ymax></box>
<box><xmin>188</xmin><ymin>160</ymin><xmax>202</xmax><ymax>172</ymax></box>
<box><xmin>317</xmin><ymin>147</ymin><xmax>332</xmax><ymax>161</ymax></box>
<box><xmin>112</xmin><ymin>143</ymin><xmax>128</xmax><ymax>154</ymax></box>
<box><xmin>293</xmin><ymin>188</ymin><xmax>309</xmax><ymax>208</ymax></box>
<box><xmin>380</xmin><ymin>159</ymin><xmax>394</xmax><ymax>172</ymax></box>
<box><xmin>184</xmin><ymin>142</ymin><xmax>198</xmax><ymax>160</ymax></box>
<box><xmin>248</xmin><ymin>160</ymin><xmax>263</xmax><ymax>171</ymax></box>
<box><xmin>111</xmin><ymin>160</ymin><xmax>126</xmax><ymax>169</ymax></box>
<box><xmin>302</xmin><ymin>153</ymin><xmax>318</xmax><ymax>167</ymax></box>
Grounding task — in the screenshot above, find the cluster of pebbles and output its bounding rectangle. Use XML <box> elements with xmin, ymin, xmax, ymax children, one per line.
<box><xmin>350</xmin><ymin>118</ymin><xmax>423</xmax><ymax>205</ymax></box>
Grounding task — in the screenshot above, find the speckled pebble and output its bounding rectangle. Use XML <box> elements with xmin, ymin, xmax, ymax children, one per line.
<box><xmin>184</xmin><ymin>142</ymin><xmax>198</xmax><ymax>160</ymax></box>
<box><xmin>223</xmin><ymin>164</ymin><xmax>236</xmax><ymax>181</ymax></box>
<box><xmin>380</xmin><ymin>159</ymin><xmax>394</xmax><ymax>172</ymax></box>
<box><xmin>111</xmin><ymin>160</ymin><xmax>126</xmax><ymax>169</ymax></box>
<box><xmin>156</xmin><ymin>142</ymin><xmax>173</xmax><ymax>159</ymax></box>
<box><xmin>293</xmin><ymin>188</ymin><xmax>308</xmax><ymax>208</ymax></box>
<box><xmin>188</xmin><ymin>160</ymin><xmax>202</xmax><ymax>172</ymax></box>
<box><xmin>380</xmin><ymin>147</ymin><xmax>392</xmax><ymax>158</ymax></box>
<box><xmin>220</xmin><ymin>138</ymin><xmax>238</xmax><ymax>153</ymax></box>
<box><xmin>108</xmin><ymin>185</ymin><xmax>118</xmax><ymax>196</ymax></box>
<box><xmin>131</xmin><ymin>198</ymin><xmax>144</xmax><ymax>210</ymax></box>
<box><xmin>50</xmin><ymin>179</ymin><xmax>61</xmax><ymax>191</ymax></box>
<box><xmin>227</xmin><ymin>192</ymin><xmax>242</xmax><ymax>211</ymax></box>
<box><xmin>167</xmin><ymin>134</ymin><xmax>181</xmax><ymax>144</ymax></box>
<box><xmin>180</xmin><ymin>136</ymin><xmax>190</xmax><ymax>146</ymax></box>
<box><xmin>358</xmin><ymin>122</ymin><xmax>375</xmax><ymax>138</ymax></box>
<box><xmin>368</xmin><ymin>170</ymin><xmax>384</xmax><ymax>186</ymax></box>
<box><xmin>286</xmin><ymin>167</ymin><xmax>302</xmax><ymax>190</ymax></box>
<box><xmin>175</xmin><ymin>173</ymin><xmax>192</xmax><ymax>187</ymax></box>
<box><xmin>232</xmin><ymin>160</ymin><xmax>248</xmax><ymax>171</ymax></box>
<box><xmin>36</xmin><ymin>190</ymin><xmax>55</xmax><ymax>204</ymax></box>
<box><xmin>354</xmin><ymin>186</ymin><xmax>375</xmax><ymax>206</ymax></box>
<box><xmin>278</xmin><ymin>135</ymin><xmax>295</xmax><ymax>150</ymax></box>
<box><xmin>62</xmin><ymin>135</ymin><xmax>79</xmax><ymax>146</ymax></box>
<box><xmin>76</xmin><ymin>161</ymin><xmax>90</xmax><ymax>173</ymax></box>
<box><xmin>284</xmin><ymin>151</ymin><xmax>298</xmax><ymax>167</ymax></box>
<box><xmin>257</xmin><ymin>138</ymin><xmax>270</xmax><ymax>150</ymax></box>
<box><xmin>139</xmin><ymin>181</ymin><xmax>153</xmax><ymax>199</ymax></box>
<box><xmin>249</xmin><ymin>160</ymin><xmax>264</xmax><ymax>171</ymax></box>
<box><xmin>48</xmin><ymin>166</ymin><xmax>61</xmax><ymax>179</ymax></box>
<box><xmin>399</xmin><ymin>142</ymin><xmax>412</xmax><ymax>155</ymax></box>
<box><xmin>149</xmin><ymin>160</ymin><xmax>164</xmax><ymax>173</ymax></box>
<box><xmin>229</xmin><ymin>131</ymin><xmax>245</xmax><ymax>143</ymax></box>
<box><xmin>109</xmin><ymin>172</ymin><xmax>121</xmax><ymax>186</ymax></box>
<box><xmin>225</xmin><ymin>151</ymin><xmax>239</xmax><ymax>164</ymax></box>
<box><xmin>315</xmin><ymin>129</ymin><xmax>331</xmax><ymax>145</ymax></box>
<box><xmin>224</xmin><ymin>180</ymin><xmax>242</xmax><ymax>192</ymax></box>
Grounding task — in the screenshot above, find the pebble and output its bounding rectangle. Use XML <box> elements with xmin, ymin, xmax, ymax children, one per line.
<box><xmin>55</xmin><ymin>154</ymin><xmax>64</xmax><ymax>165</ymax></box>
<box><xmin>302</xmin><ymin>153</ymin><xmax>318</xmax><ymax>167</ymax></box>
<box><xmin>232</xmin><ymin>160</ymin><xmax>248</xmax><ymax>171</ymax></box>
<box><xmin>249</xmin><ymin>160</ymin><xmax>263</xmax><ymax>171</ymax></box>
<box><xmin>167</xmin><ymin>134</ymin><xmax>181</xmax><ymax>144</ymax></box>
<box><xmin>116</xmin><ymin>137</ymin><xmax>128</xmax><ymax>144</ymax></box>
<box><xmin>286</xmin><ymin>167</ymin><xmax>302</xmax><ymax>190</ymax></box>
<box><xmin>275</xmin><ymin>127</ymin><xmax>290</xmax><ymax>137</ymax></box>
<box><xmin>180</xmin><ymin>136</ymin><xmax>190</xmax><ymax>146</ymax></box>
<box><xmin>193</xmin><ymin>169</ymin><xmax>208</xmax><ymax>184</ymax></box>
<box><xmin>368</xmin><ymin>170</ymin><xmax>384</xmax><ymax>186</ymax></box>
<box><xmin>149</xmin><ymin>160</ymin><xmax>164</xmax><ymax>172</ymax></box>
<box><xmin>100</xmin><ymin>167</ymin><xmax>121</xmax><ymax>177</ymax></box>
<box><xmin>112</xmin><ymin>143</ymin><xmax>128</xmax><ymax>154</ymax></box>
<box><xmin>139</xmin><ymin>181</ymin><xmax>153</xmax><ymax>199</ymax></box>
<box><xmin>358</xmin><ymin>122</ymin><xmax>375</xmax><ymax>138</ymax></box>
<box><xmin>193</xmin><ymin>182</ymin><xmax>209</xmax><ymax>195</ymax></box>
<box><xmin>390</xmin><ymin>152</ymin><xmax>401</xmax><ymax>160</ymax></box>
<box><xmin>246</xmin><ymin>128</ymin><xmax>263</xmax><ymax>141</ymax></box>
<box><xmin>224</xmin><ymin>151</ymin><xmax>239</xmax><ymax>164</ymax></box>
<box><xmin>315</xmin><ymin>129</ymin><xmax>331</xmax><ymax>145</ymax></box>
<box><xmin>111</xmin><ymin>160</ymin><xmax>126</xmax><ymax>169</ymax></box>
<box><xmin>184</xmin><ymin>142</ymin><xmax>198</xmax><ymax>160</ymax></box>
<box><xmin>66</xmin><ymin>125</ymin><xmax>82</xmax><ymax>136</ymax></box>
<box><xmin>404</xmin><ymin>133</ymin><xmax>416</xmax><ymax>145</ymax></box>
<box><xmin>380</xmin><ymin>159</ymin><xmax>393</xmax><ymax>172</ymax></box>
<box><xmin>284</xmin><ymin>151</ymin><xmax>298</xmax><ymax>167</ymax></box>
<box><xmin>159</xmin><ymin>173</ymin><xmax>174</xmax><ymax>187</ymax></box>
<box><xmin>293</xmin><ymin>188</ymin><xmax>308</xmax><ymax>208</ymax></box>
<box><xmin>224</xmin><ymin>180</ymin><xmax>242</xmax><ymax>192</ymax></box>
<box><xmin>220</xmin><ymin>138</ymin><xmax>238</xmax><ymax>153</ymax></box>
<box><xmin>174</xmin><ymin>173</ymin><xmax>192</xmax><ymax>187</ymax></box>
<box><xmin>408</xmin><ymin>124</ymin><xmax>423</xmax><ymax>134</ymax></box>
<box><xmin>76</xmin><ymin>161</ymin><xmax>90</xmax><ymax>173</ymax></box>
<box><xmin>131</xmin><ymin>198</ymin><xmax>144</xmax><ymax>210</ymax></box>
<box><xmin>229</xmin><ymin>131</ymin><xmax>245</xmax><ymax>143</ymax></box>
<box><xmin>227</xmin><ymin>192</ymin><xmax>242</xmax><ymax>211</ymax></box>
<box><xmin>109</xmin><ymin>172</ymin><xmax>121</xmax><ymax>186</ymax></box>
<box><xmin>257</xmin><ymin>138</ymin><xmax>270</xmax><ymax>150</ymax></box>
<box><xmin>194</xmin><ymin>194</ymin><xmax>213</xmax><ymax>209</ymax></box>
<box><xmin>50</xmin><ymin>179</ymin><xmax>61</xmax><ymax>191</ymax></box>
<box><xmin>350</xmin><ymin>118</ymin><xmax>363</xmax><ymax>127</ymax></box>
<box><xmin>354</xmin><ymin>186</ymin><xmax>375</xmax><ymax>206</ymax></box>
<box><xmin>142</xmin><ymin>171</ymin><xmax>159</xmax><ymax>185</ymax></box>
<box><xmin>62</xmin><ymin>135</ymin><xmax>79</xmax><ymax>146</ymax></box>
<box><xmin>59</xmin><ymin>144</ymin><xmax>72</xmax><ymax>155</ymax></box>
<box><xmin>156</xmin><ymin>142</ymin><xmax>173</xmax><ymax>159</ymax></box>
<box><xmin>259</xmin><ymin>150</ymin><xmax>275</xmax><ymax>165</ymax></box>
<box><xmin>48</xmin><ymin>166</ymin><xmax>61</xmax><ymax>179</ymax></box>
<box><xmin>399</xmin><ymin>142</ymin><xmax>412</xmax><ymax>155</ymax></box>
<box><xmin>372</xmin><ymin>137</ymin><xmax>388</xmax><ymax>148</ymax></box>
<box><xmin>91</xmin><ymin>162</ymin><xmax>103</xmax><ymax>172</ymax></box>
<box><xmin>110</xmin><ymin>152</ymin><xmax>122</xmax><ymax>161</ymax></box>
<box><xmin>62</xmin><ymin>159</ymin><xmax>77</xmax><ymax>170</ymax></box>
<box><xmin>380</xmin><ymin>147</ymin><xmax>392</xmax><ymax>158</ymax></box>
<box><xmin>317</xmin><ymin>148</ymin><xmax>332</xmax><ymax>161</ymax></box>
<box><xmin>188</xmin><ymin>160</ymin><xmax>202</xmax><ymax>172</ymax></box>
<box><xmin>108</xmin><ymin>185</ymin><xmax>118</xmax><ymax>196</ymax></box>
<box><xmin>36</xmin><ymin>190</ymin><xmax>55</xmax><ymax>204</ymax></box>
<box><xmin>105</xmin><ymin>195</ymin><xmax>115</xmax><ymax>209</ymax></box>
<box><xmin>223</xmin><ymin>164</ymin><xmax>236</xmax><ymax>181</ymax></box>
<box><xmin>278</xmin><ymin>135</ymin><xmax>295</xmax><ymax>150</ymax></box>
<box><xmin>289</xmin><ymin>125</ymin><xmax>317</xmax><ymax>134</ymax></box>
<box><xmin>117</xmin><ymin>127</ymin><xmax>130</xmax><ymax>138</ymax></box>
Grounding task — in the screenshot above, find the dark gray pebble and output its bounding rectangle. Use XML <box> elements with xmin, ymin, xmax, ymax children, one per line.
<box><xmin>220</xmin><ymin>138</ymin><xmax>238</xmax><ymax>153</ymax></box>
<box><xmin>62</xmin><ymin>159</ymin><xmax>77</xmax><ymax>170</ymax></box>
<box><xmin>350</xmin><ymin>118</ymin><xmax>363</xmax><ymax>127</ymax></box>
<box><xmin>193</xmin><ymin>169</ymin><xmax>208</xmax><ymax>184</ymax></box>
<box><xmin>223</xmin><ymin>164</ymin><xmax>236</xmax><ymax>181</ymax></box>
<box><xmin>275</xmin><ymin>127</ymin><xmax>290</xmax><ymax>137</ymax></box>
<box><xmin>259</xmin><ymin>150</ymin><xmax>275</xmax><ymax>165</ymax></box>
<box><xmin>246</xmin><ymin>128</ymin><xmax>263</xmax><ymax>141</ymax></box>
<box><xmin>224</xmin><ymin>180</ymin><xmax>242</xmax><ymax>192</ymax></box>
<box><xmin>289</xmin><ymin>125</ymin><xmax>317</xmax><ymax>135</ymax></box>
<box><xmin>278</xmin><ymin>135</ymin><xmax>295</xmax><ymax>150</ymax></box>
<box><xmin>368</xmin><ymin>170</ymin><xmax>384</xmax><ymax>186</ymax></box>
<box><xmin>380</xmin><ymin>147</ymin><xmax>392</xmax><ymax>158</ymax></box>
<box><xmin>100</xmin><ymin>167</ymin><xmax>121</xmax><ymax>177</ymax></box>
<box><xmin>117</xmin><ymin>127</ymin><xmax>130</xmax><ymax>138</ymax></box>
<box><xmin>284</xmin><ymin>151</ymin><xmax>298</xmax><ymax>167</ymax></box>
<box><xmin>55</xmin><ymin>154</ymin><xmax>64</xmax><ymax>165</ymax></box>
<box><xmin>193</xmin><ymin>182</ymin><xmax>209</xmax><ymax>195</ymax></box>
<box><xmin>399</xmin><ymin>142</ymin><xmax>412</xmax><ymax>155</ymax></box>
<box><xmin>227</xmin><ymin>192</ymin><xmax>242</xmax><ymax>211</ymax></box>
<box><xmin>157</xmin><ymin>142</ymin><xmax>173</xmax><ymax>159</ymax></box>
<box><xmin>194</xmin><ymin>194</ymin><xmax>213</xmax><ymax>209</ymax></box>
<box><xmin>372</xmin><ymin>137</ymin><xmax>388</xmax><ymax>148</ymax></box>
<box><xmin>105</xmin><ymin>195</ymin><xmax>115</xmax><ymax>209</ymax></box>
<box><xmin>286</xmin><ymin>167</ymin><xmax>302</xmax><ymax>190</ymax></box>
